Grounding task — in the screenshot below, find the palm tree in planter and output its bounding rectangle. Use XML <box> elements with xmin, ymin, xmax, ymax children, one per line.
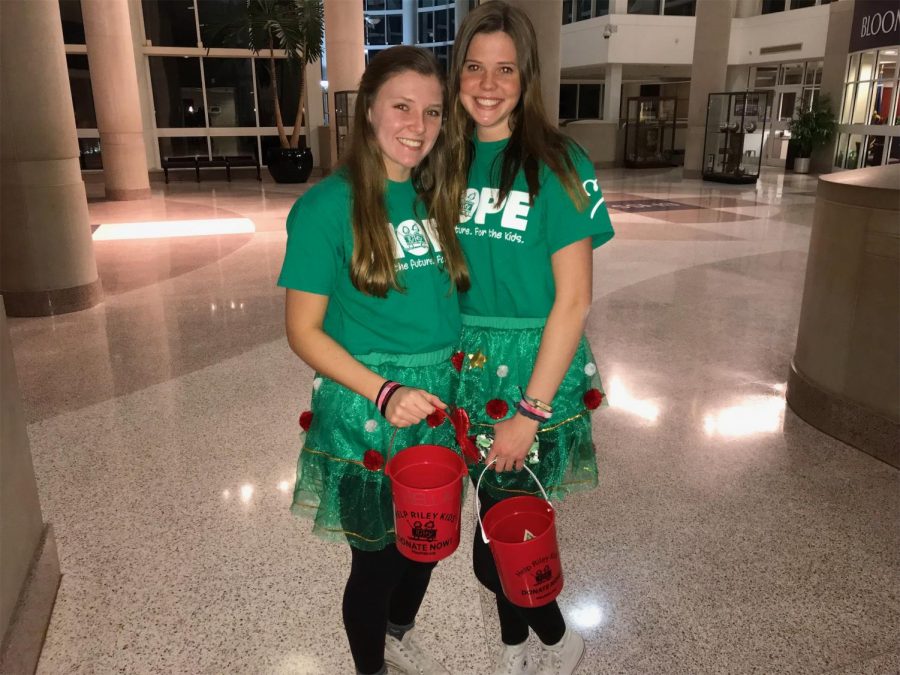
<box><xmin>207</xmin><ymin>0</ymin><xmax>324</xmax><ymax>183</ymax></box>
<box><xmin>789</xmin><ymin>95</ymin><xmax>837</xmax><ymax>175</ymax></box>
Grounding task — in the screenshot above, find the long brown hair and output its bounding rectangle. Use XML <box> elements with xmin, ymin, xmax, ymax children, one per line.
<box><xmin>344</xmin><ymin>46</ymin><xmax>469</xmax><ymax>297</ymax></box>
<box><xmin>446</xmin><ymin>1</ymin><xmax>587</xmax><ymax>209</ymax></box>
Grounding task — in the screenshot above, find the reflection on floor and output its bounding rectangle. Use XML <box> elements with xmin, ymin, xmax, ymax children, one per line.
<box><xmin>11</xmin><ymin>168</ymin><xmax>899</xmax><ymax>674</ymax></box>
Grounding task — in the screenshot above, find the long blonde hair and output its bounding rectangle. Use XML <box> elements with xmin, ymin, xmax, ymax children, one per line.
<box><xmin>344</xmin><ymin>46</ymin><xmax>469</xmax><ymax>297</ymax></box>
<box><xmin>446</xmin><ymin>1</ymin><xmax>588</xmax><ymax>209</ymax></box>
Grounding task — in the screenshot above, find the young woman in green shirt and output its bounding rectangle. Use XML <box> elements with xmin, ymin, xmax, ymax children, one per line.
<box><xmin>446</xmin><ymin>3</ymin><xmax>615</xmax><ymax>674</ymax></box>
<box><xmin>278</xmin><ymin>47</ymin><xmax>468</xmax><ymax>675</ymax></box>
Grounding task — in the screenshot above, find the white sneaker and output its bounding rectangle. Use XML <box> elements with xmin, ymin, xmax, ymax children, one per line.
<box><xmin>534</xmin><ymin>629</ymin><xmax>585</xmax><ymax>675</ymax></box>
<box><xmin>384</xmin><ymin>629</ymin><xmax>450</xmax><ymax>675</ymax></box>
<box><xmin>491</xmin><ymin>641</ymin><xmax>533</xmax><ymax>675</ymax></box>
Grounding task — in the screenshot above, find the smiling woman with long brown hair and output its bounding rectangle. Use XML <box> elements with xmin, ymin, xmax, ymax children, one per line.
<box><xmin>278</xmin><ymin>46</ymin><xmax>466</xmax><ymax>675</ymax></box>
<box><xmin>446</xmin><ymin>3</ymin><xmax>615</xmax><ymax>674</ymax></box>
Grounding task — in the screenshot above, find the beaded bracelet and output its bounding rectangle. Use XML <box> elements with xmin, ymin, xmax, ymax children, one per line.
<box><xmin>376</xmin><ymin>380</ymin><xmax>405</xmax><ymax>417</ymax></box>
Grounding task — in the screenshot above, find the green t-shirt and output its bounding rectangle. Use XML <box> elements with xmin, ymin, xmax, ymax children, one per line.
<box><xmin>278</xmin><ymin>173</ymin><xmax>460</xmax><ymax>355</ymax></box>
<box><xmin>457</xmin><ymin>137</ymin><xmax>614</xmax><ymax>318</ymax></box>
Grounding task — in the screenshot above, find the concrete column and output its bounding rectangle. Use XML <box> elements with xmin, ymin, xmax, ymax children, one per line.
<box><xmin>508</xmin><ymin>0</ymin><xmax>563</xmax><ymax>126</ymax></box>
<box><xmin>683</xmin><ymin>0</ymin><xmax>736</xmax><ymax>179</ymax></box>
<box><xmin>403</xmin><ymin>0</ymin><xmax>417</xmax><ymax>44</ymax></box>
<box><xmin>323</xmin><ymin>0</ymin><xmax>366</xmax><ymax>169</ymax></box>
<box><xmin>81</xmin><ymin>0</ymin><xmax>151</xmax><ymax>200</ymax></box>
<box><xmin>734</xmin><ymin>0</ymin><xmax>762</xmax><ymax>18</ymax></box>
<box><xmin>604</xmin><ymin>63</ymin><xmax>623</xmax><ymax>122</ymax></box>
<box><xmin>813</xmin><ymin>0</ymin><xmax>853</xmax><ymax>174</ymax></box>
<box><xmin>0</xmin><ymin>0</ymin><xmax>102</xmax><ymax>317</ymax></box>
<box><xmin>611</xmin><ymin>0</ymin><xmax>629</xmax><ymax>14</ymax></box>
<box><xmin>787</xmin><ymin>164</ymin><xmax>900</xmax><ymax>468</ymax></box>
<box><xmin>0</xmin><ymin>297</ymin><xmax>61</xmax><ymax>674</ymax></box>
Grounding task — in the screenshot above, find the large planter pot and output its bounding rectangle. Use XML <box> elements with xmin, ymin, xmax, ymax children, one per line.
<box><xmin>266</xmin><ymin>147</ymin><xmax>313</xmax><ymax>183</ymax></box>
<box><xmin>794</xmin><ymin>157</ymin><xmax>811</xmax><ymax>174</ymax></box>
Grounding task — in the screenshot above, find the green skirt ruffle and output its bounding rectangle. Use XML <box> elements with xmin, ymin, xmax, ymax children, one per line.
<box><xmin>292</xmin><ymin>346</ymin><xmax>461</xmax><ymax>551</ymax></box>
<box><xmin>455</xmin><ymin>315</ymin><xmax>607</xmax><ymax>501</ymax></box>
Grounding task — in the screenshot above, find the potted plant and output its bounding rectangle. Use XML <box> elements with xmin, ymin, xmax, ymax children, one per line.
<box><xmin>207</xmin><ymin>0</ymin><xmax>324</xmax><ymax>183</ymax></box>
<box><xmin>788</xmin><ymin>96</ymin><xmax>837</xmax><ymax>174</ymax></box>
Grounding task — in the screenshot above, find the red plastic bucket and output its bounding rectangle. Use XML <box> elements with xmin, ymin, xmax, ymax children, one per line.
<box><xmin>477</xmin><ymin>463</ymin><xmax>563</xmax><ymax>607</ymax></box>
<box><xmin>385</xmin><ymin>445</ymin><xmax>467</xmax><ymax>562</ymax></box>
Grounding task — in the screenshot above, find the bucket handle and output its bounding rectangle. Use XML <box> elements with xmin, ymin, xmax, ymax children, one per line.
<box><xmin>475</xmin><ymin>459</ymin><xmax>553</xmax><ymax>544</ymax></box>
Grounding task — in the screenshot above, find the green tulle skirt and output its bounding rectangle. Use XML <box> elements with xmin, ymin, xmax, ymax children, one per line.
<box><xmin>455</xmin><ymin>315</ymin><xmax>607</xmax><ymax>501</ymax></box>
<box><xmin>292</xmin><ymin>346</ymin><xmax>461</xmax><ymax>551</ymax></box>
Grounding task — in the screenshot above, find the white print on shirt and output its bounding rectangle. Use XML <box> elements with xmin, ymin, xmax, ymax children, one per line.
<box><xmin>457</xmin><ymin>180</ymin><xmax>605</xmax><ymax>243</ymax></box>
<box><xmin>389</xmin><ymin>218</ymin><xmax>442</xmax><ymax>258</ymax></box>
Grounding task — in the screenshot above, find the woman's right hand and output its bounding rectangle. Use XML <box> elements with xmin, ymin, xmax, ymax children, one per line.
<box><xmin>384</xmin><ymin>388</ymin><xmax>446</xmax><ymax>428</ymax></box>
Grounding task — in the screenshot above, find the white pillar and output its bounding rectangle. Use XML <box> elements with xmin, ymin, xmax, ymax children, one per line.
<box><xmin>403</xmin><ymin>0</ymin><xmax>416</xmax><ymax>44</ymax></box>
<box><xmin>0</xmin><ymin>0</ymin><xmax>101</xmax><ymax>316</ymax></box>
<box><xmin>604</xmin><ymin>63</ymin><xmax>623</xmax><ymax>122</ymax></box>
<box><xmin>82</xmin><ymin>0</ymin><xmax>151</xmax><ymax>200</ymax></box>
<box><xmin>507</xmin><ymin>0</ymin><xmax>563</xmax><ymax>126</ymax></box>
<box><xmin>323</xmin><ymin>0</ymin><xmax>366</xmax><ymax>169</ymax></box>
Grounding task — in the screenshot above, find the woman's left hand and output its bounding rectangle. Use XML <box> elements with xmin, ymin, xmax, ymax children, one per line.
<box><xmin>486</xmin><ymin>414</ymin><xmax>540</xmax><ymax>473</ymax></box>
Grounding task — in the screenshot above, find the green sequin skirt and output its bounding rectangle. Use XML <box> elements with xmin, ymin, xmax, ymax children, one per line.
<box><xmin>455</xmin><ymin>315</ymin><xmax>607</xmax><ymax>501</ymax></box>
<box><xmin>292</xmin><ymin>346</ymin><xmax>461</xmax><ymax>551</ymax></box>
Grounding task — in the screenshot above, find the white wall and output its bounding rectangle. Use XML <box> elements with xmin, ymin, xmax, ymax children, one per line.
<box><xmin>728</xmin><ymin>4</ymin><xmax>830</xmax><ymax>66</ymax></box>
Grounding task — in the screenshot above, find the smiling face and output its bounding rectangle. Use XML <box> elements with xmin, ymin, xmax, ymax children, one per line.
<box><xmin>367</xmin><ymin>70</ymin><xmax>444</xmax><ymax>182</ymax></box>
<box><xmin>459</xmin><ymin>31</ymin><xmax>522</xmax><ymax>142</ymax></box>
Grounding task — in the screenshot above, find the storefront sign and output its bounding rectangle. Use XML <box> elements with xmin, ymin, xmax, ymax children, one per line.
<box><xmin>849</xmin><ymin>0</ymin><xmax>900</xmax><ymax>53</ymax></box>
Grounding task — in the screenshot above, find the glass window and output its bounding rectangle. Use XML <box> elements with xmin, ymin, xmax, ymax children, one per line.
<box><xmin>158</xmin><ymin>137</ymin><xmax>209</xmax><ymax>160</ymax></box>
<box><xmin>844</xmin><ymin>133</ymin><xmax>865</xmax><ymax>169</ymax></box>
<box><xmin>578</xmin><ymin>84</ymin><xmax>602</xmax><ymax>119</ymax></box>
<box><xmin>864</xmin><ymin>135</ymin><xmax>886</xmax><ymax>166</ymax></box>
<box><xmin>78</xmin><ymin>138</ymin><xmax>102</xmax><ymax>170</ymax></box>
<box><xmin>203</xmin><ymin>59</ymin><xmax>256</xmax><ymax>127</ymax></box>
<box><xmin>149</xmin><ymin>57</ymin><xmax>205</xmax><ymax>128</ymax></box>
<box><xmin>628</xmin><ymin>0</ymin><xmax>661</xmax><ymax>13</ymax></box>
<box><xmin>434</xmin><ymin>45</ymin><xmax>450</xmax><ymax>73</ymax></box>
<box><xmin>198</xmin><ymin>0</ymin><xmax>245</xmax><ymax>48</ymax></box>
<box><xmin>434</xmin><ymin>9</ymin><xmax>449</xmax><ymax>43</ymax></box>
<box><xmin>888</xmin><ymin>137</ymin><xmax>900</xmax><ymax>165</ymax></box>
<box><xmin>779</xmin><ymin>63</ymin><xmax>804</xmax><ymax>85</ymax></box>
<box><xmin>388</xmin><ymin>14</ymin><xmax>404</xmax><ymax>44</ymax></box>
<box><xmin>66</xmin><ymin>54</ymin><xmax>97</xmax><ymax>128</ymax></box>
<box><xmin>847</xmin><ymin>53</ymin><xmax>860</xmax><ymax>82</ymax></box>
<box><xmin>841</xmin><ymin>83</ymin><xmax>855</xmax><ymax>124</ymax></box>
<box><xmin>850</xmin><ymin>82</ymin><xmax>870</xmax><ymax>124</ymax></box>
<box><xmin>211</xmin><ymin>136</ymin><xmax>259</xmax><ymax>160</ymax></box>
<box><xmin>559</xmin><ymin>84</ymin><xmax>577</xmax><ymax>119</ymax></box>
<box><xmin>789</xmin><ymin>0</ymin><xmax>815</xmax><ymax>9</ymax></box>
<box><xmin>870</xmin><ymin>82</ymin><xmax>892</xmax><ymax>125</ymax></box>
<box><xmin>805</xmin><ymin>61</ymin><xmax>823</xmax><ymax>85</ymax></box>
<box><xmin>366</xmin><ymin>15</ymin><xmax>386</xmax><ymax>46</ymax></box>
<box><xmin>595</xmin><ymin>0</ymin><xmax>610</xmax><ymax>16</ymax></box>
<box><xmin>894</xmin><ymin>86</ymin><xmax>900</xmax><ymax>125</ymax></box>
<box><xmin>576</xmin><ymin>0</ymin><xmax>593</xmax><ymax>21</ymax></box>
<box><xmin>876</xmin><ymin>50</ymin><xmax>898</xmax><ymax>81</ymax></box>
<box><xmin>142</xmin><ymin>0</ymin><xmax>198</xmax><ymax>47</ymax></box>
<box><xmin>562</xmin><ymin>0</ymin><xmax>574</xmax><ymax>24</ymax></box>
<box><xmin>754</xmin><ymin>67</ymin><xmax>778</xmax><ymax>88</ymax></box>
<box><xmin>858</xmin><ymin>51</ymin><xmax>876</xmax><ymax>81</ymax></box>
<box><xmin>762</xmin><ymin>0</ymin><xmax>783</xmax><ymax>14</ymax></box>
<box><xmin>386</xmin><ymin>0</ymin><xmax>402</xmax><ymax>9</ymax></box>
<box><xmin>419</xmin><ymin>11</ymin><xmax>435</xmax><ymax>43</ymax></box>
<box><xmin>368</xmin><ymin>0</ymin><xmax>387</xmax><ymax>9</ymax></box>
<box><xmin>664</xmin><ymin>0</ymin><xmax>695</xmax><ymax>16</ymax></box>
<box><xmin>801</xmin><ymin>87</ymin><xmax>819</xmax><ymax>112</ymax></box>
<box><xmin>417</xmin><ymin>0</ymin><xmax>433</xmax><ymax>7</ymax></box>
<box><xmin>255</xmin><ymin>60</ymin><xmax>300</xmax><ymax>128</ymax></box>
<box><xmin>59</xmin><ymin>0</ymin><xmax>85</xmax><ymax>44</ymax></box>
<box><xmin>778</xmin><ymin>92</ymin><xmax>797</xmax><ymax>121</ymax></box>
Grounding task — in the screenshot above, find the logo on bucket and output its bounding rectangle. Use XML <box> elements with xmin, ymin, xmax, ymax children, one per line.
<box><xmin>534</xmin><ymin>565</ymin><xmax>553</xmax><ymax>584</ymax></box>
<box><xmin>410</xmin><ymin>520</ymin><xmax>437</xmax><ymax>542</ymax></box>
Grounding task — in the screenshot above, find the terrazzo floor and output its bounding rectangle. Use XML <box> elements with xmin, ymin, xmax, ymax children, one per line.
<box><xmin>9</xmin><ymin>167</ymin><xmax>899</xmax><ymax>674</ymax></box>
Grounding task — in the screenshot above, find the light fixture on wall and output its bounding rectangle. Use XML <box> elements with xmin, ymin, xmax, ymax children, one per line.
<box><xmin>603</xmin><ymin>24</ymin><xmax>618</xmax><ymax>39</ymax></box>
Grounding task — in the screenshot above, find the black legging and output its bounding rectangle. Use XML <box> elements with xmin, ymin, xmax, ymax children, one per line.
<box><xmin>342</xmin><ymin>544</ymin><xmax>437</xmax><ymax>675</ymax></box>
<box><xmin>474</xmin><ymin>487</ymin><xmax>566</xmax><ymax>647</ymax></box>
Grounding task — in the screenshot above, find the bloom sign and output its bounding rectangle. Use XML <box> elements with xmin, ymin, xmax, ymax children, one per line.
<box><xmin>849</xmin><ymin>0</ymin><xmax>900</xmax><ymax>53</ymax></box>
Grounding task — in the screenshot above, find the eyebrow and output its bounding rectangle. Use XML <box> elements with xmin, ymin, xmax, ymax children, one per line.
<box><xmin>463</xmin><ymin>58</ymin><xmax>517</xmax><ymax>66</ymax></box>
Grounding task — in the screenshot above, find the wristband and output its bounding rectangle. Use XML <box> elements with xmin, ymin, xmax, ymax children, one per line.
<box><xmin>379</xmin><ymin>382</ymin><xmax>405</xmax><ymax>417</ymax></box>
<box><xmin>516</xmin><ymin>400</ymin><xmax>550</xmax><ymax>423</ymax></box>
<box><xmin>375</xmin><ymin>380</ymin><xmax>398</xmax><ymax>409</ymax></box>
<box><xmin>519</xmin><ymin>387</ymin><xmax>553</xmax><ymax>414</ymax></box>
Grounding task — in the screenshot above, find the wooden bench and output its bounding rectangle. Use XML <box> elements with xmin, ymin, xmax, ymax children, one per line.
<box><xmin>162</xmin><ymin>155</ymin><xmax>261</xmax><ymax>183</ymax></box>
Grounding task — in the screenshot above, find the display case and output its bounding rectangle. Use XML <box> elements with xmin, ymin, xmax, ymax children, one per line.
<box><xmin>334</xmin><ymin>90</ymin><xmax>357</xmax><ymax>161</ymax></box>
<box><xmin>702</xmin><ymin>91</ymin><xmax>769</xmax><ymax>184</ymax></box>
<box><xmin>624</xmin><ymin>97</ymin><xmax>678</xmax><ymax>168</ymax></box>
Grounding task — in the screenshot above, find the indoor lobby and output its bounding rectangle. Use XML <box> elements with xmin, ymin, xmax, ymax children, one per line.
<box><xmin>2</xmin><ymin>1</ymin><xmax>898</xmax><ymax>674</ymax></box>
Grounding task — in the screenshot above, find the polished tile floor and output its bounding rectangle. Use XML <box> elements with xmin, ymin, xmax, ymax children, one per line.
<box><xmin>11</xmin><ymin>168</ymin><xmax>899</xmax><ymax>674</ymax></box>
